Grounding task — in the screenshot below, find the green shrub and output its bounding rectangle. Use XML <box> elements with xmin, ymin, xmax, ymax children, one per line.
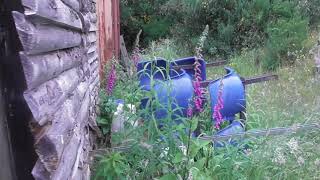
<box><xmin>262</xmin><ymin>5</ymin><xmax>309</xmax><ymax>69</ymax></box>
<box><xmin>94</xmin><ymin>152</ymin><xmax>129</xmax><ymax>180</ymax></box>
<box><xmin>96</xmin><ymin>92</ymin><xmax>117</xmax><ymax>136</ymax></box>
<box><xmin>94</xmin><ymin>34</ymin><xmax>320</xmax><ymax>179</ymax></box>
<box><xmin>298</xmin><ymin>0</ymin><xmax>320</xmax><ymax>25</ymax></box>
<box><xmin>121</xmin><ymin>0</ymin><xmax>317</xmax><ymax>69</ymax></box>
<box><xmin>120</xmin><ymin>0</ymin><xmax>173</xmax><ymax>48</ymax></box>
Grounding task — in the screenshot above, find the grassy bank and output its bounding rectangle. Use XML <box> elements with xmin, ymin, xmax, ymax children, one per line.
<box><xmin>93</xmin><ymin>34</ymin><xmax>320</xmax><ymax>179</ymax></box>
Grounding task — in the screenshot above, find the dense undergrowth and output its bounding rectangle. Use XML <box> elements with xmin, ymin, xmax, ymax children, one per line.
<box><xmin>94</xmin><ymin>1</ymin><xmax>320</xmax><ymax>178</ymax></box>
<box><xmin>121</xmin><ymin>0</ymin><xmax>320</xmax><ymax>70</ymax></box>
<box><xmin>93</xmin><ymin>30</ymin><xmax>320</xmax><ymax>179</ymax></box>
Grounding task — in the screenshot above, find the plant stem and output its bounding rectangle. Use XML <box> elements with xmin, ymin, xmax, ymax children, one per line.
<box><xmin>184</xmin><ymin>118</ymin><xmax>193</xmax><ymax>179</ymax></box>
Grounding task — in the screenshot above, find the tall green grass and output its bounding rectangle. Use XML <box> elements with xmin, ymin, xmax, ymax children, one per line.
<box><xmin>94</xmin><ymin>36</ymin><xmax>320</xmax><ymax>179</ymax></box>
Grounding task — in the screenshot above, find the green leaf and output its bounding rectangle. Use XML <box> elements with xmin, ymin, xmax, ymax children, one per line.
<box><xmin>173</xmin><ymin>152</ymin><xmax>183</xmax><ymax>164</ymax></box>
<box><xmin>159</xmin><ymin>173</ymin><xmax>177</xmax><ymax>180</ymax></box>
<box><xmin>191</xmin><ymin>118</ymin><xmax>198</xmax><ymax>131</ymax></box>
<box><xmin>189</xmin><ymin>139</ymin><xmax>211</xmax><ymax>158</ymax></box>
<box><xmin>97</xmin><ymin>117</ymin><xmax>108</xmax><ymax>125</ymax></box>
<box><xmin>194</xmin><ymin>157</ymin><xmax>206</xmax><ymax>169</ymax></box>
<box><xmin>102</xmin><ymin>127</ymin><xmax>109</xmax><ymax>135</ymax></box>
<box><xmin>189</xmin><ymin>141</ymin><xmax>201</xmax><ymax>158</ymax></box>
<box><xmin>197</xmin><ymin>139</ymin><xmax>211</xmax><ymax>148</ymax></box>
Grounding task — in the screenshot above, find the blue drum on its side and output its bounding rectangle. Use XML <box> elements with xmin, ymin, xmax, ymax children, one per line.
<box><xmin>214</xmin><ymin>121</ymin><xmax>245</xmax><ymax>147</ymax></box>
<box><xmin>173</xmin><ymin>57</ymin><xmax>207</xmax><ymax>81</ymax></box>
<box><xmin>209</xmin><ymin>67</ymin><xmax>246</xmax><ymax>123</ymax></box>
<box><xmin>137</xmin><ymin>59</ymin><xmax>194</xmax><ymax>123</ymax></box>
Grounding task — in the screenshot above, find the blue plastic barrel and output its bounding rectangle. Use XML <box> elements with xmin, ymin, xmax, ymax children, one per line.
<box><xmin>137</xmin><ymin>57</ymin><xmax>207</xmax><ymax>90</ymax></box>
<box><xmin>138</xmin><ymin>60</ymin><xmax>194</xmax><ymax>123</ymax></box>
<box><xmin>209</xmin><ymin>67</ymin><xmax>246</xmax><ymax>123</ymax></box>
<box><xmin>137</xmin><ymin>58</ymin><xmax>171</xmax><ymax>91</ymax></box>
<box><xmin>173</xmin><ymin>57</ymin><xmax>207</xmax><ymax>81</ymax></box>
<box><xmin>214</xmin><ymin>121</ymin><xmax>245</xmax><ymax>147</ymax></box>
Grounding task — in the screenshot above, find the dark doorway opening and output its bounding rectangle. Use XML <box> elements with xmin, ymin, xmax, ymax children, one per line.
<box><xmin>0</xmin><ymin>0</ymin><xmax>37</xmax><ymax>179</ymax></box>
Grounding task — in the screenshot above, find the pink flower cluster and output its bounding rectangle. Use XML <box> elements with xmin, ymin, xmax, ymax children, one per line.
<box><xmin>193</xmin><ymin>59</ymin><xmax>204</xmax><ymax>112</ymax></box>
<box><xmin>106</xmin><ymin>64</ymin><xmax>117</xmax><ymax>95</ymax></box>
<box><xmin>192</xmin><ymin>25</ymin><xmax>209</xmax><ymax>113</ymax></box>
<box><xmin>213</xmin><ymin>80</ymin><xmax>224</xmax><ymax>129</ymax></box>
<box><xmin>187</xmin><ymin>105</ymin><xmax>193</xmax><ymax>118</ymax></box>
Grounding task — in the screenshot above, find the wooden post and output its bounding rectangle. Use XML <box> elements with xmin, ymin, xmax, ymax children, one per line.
<box><xmin>119</xmin><ymin>35</ymin><xmax>130</xmax><ymax>71</ymax></box>
<box><xmin>200</xmin><ymin>74</ymin><xmax>279</xmax><ymax>88</ymax></box>
<box><xmin>314</xmin><ymin>40</ymin><xmax>320</xmax><ymax>77</ymax></box>
<box><xmin>239</xmin><ymin>77</ymin><xmax>246</xmax><ymax>125</ymax></box>
<box><xmin>315</xmin><ymin>54</ymin><xmax>320</xmax><ymax>77</ymax></box>
<box><xmin>173</xmin><ymin>60</ymin><xmax>228</xmax><ymax>70</ymax></box>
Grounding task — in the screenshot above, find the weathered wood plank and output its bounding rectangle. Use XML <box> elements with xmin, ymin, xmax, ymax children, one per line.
<box><xmin>87</xmin><ymin>32</ymin><xmax>97</xmax><ymax>43</ymax></box>
<box><xmin>242</xmin><ymin>74</ymin><xmax>278</xmax><ymax>85</ymax></box>
<box><xmin>80</xmin><ymin>12</ymin><xmax>91</xmax><ymax>33</ymax></box>
<box><xmin>87</xmin><ymin>45</ymin><xmax>96</xmax><ymax>54</ymax></box>
<box><xmin>89</xmin><ymin>75</ymin><xmax>99</xmax><ymax>92</ymax></box>
<box><xmin>199</xmin><ymin>123</ymin><xmax>320</xmax><ymax>141</ymax></box>
<box><xmin>51</xmin><ymin>91</ymin><xmax>90</xmax><ymax>180</ymax></box>
<box><xmin>24</xmin><ymin>67</ymin><xmax>84</xmax><ymax>125</ymax></box>
<box><xmin>32</xmin><ymin>160</ymin><xmax>50</xmax><ymax>180</ymax></box>
<box><xmin>81</xmin><ymin>0</ymin><xmax>97</xmax><ymax>13</ymax></box>
<box><xmin>173</xmin><ymin>60</ymin><xmax>228</xmax><ymax>70</ymax></box>
<box><xmin>90</xmin><ymin>70</ymin><xmax>99</xmax><ymax>84</ymax></box>
<box><xmin>89</xmin><ymin>21</ymin><xmax>97</xmax><ymax>32</ymax></box>
<box><xmin>22</xmin><ymin>0</ymin><xmax>83</xmax><ymax>31</ymax></box>
<box><xmin>71</xmin><ymin>130</ymin><xmax>91</xmax><ymax>180</ymax></box>
<box><xmin>88</xmin><ymin>53</ymin><xmax>98</xmax><ymax>64</ymax></box>
<box><xmin>120</xmin><ymin>35</ymin><xmax>130</xmax><ymax>71</ymax></box>
<box><xmin>89</xmin><ymin>12</ymin><xmax>97</xmax><ymax>23</ymax></box>
<box><xmin>61</xmin><ymin>0</ymin><xmax>80</xmax><ymax>12</ymax></box>
<box><xmin>34</xmin><ymin>81</ymin><xmax>89</xmax><ymax>173</ymax></box>
<box><xmin>200</xmin><ymin>74</ymin><xmax>278</xmax><ymax>88</ymax></box>
<box><xmin>70</xmin><ymin>136</ymin><xmax>84</xmax><ymax>179</ymax></box>
<box><xmin>12</xmin><ymin>11</ymin><xmax>82</xmax><ymax>55</ymax></box>
<box><xmin>20</xmin><ymin>47</ymin><xmax>84</xmax><ymax>90</ymax></box>
<box><xmin>52</xmin><ymin>131</ymin><xmax>81</xmax><ymax>180</ymax></box>
<box><xmin>90</xmin><ymin>61</ymin><xmax>99</xmax><ymax>74</ymax></box>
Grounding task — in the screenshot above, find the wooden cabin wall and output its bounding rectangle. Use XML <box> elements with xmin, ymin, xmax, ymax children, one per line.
<box><xmin>9</xmin><ymin>0</ymin><xmax>100</xmax><ymax>179</ymax></box>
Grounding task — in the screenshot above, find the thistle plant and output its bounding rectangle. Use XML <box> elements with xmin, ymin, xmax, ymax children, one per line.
<box><xmin>193</xmin><ymin>25</ymin><xmax>209</xmax><ymax>112</ymax></box>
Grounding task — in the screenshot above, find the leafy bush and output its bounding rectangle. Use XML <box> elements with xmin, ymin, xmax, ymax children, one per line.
<box><xmin>94</xmin><ymin>153</ymin><xmax>129</xmax><ymax>180</ymax></box>
<box><xmin>94</xmin><ymin>35</ymin><xmax>320</xmax><ymax>179</ymax></box>
<box><xmin>262</xmin><ymin>2</ymin><xmax>309</xmax><ymax>69</ymax></box>
<box><xmin>120</xmin><ymin>0</ymin><xmax>173</xmax><ymax>48</ymax></box>
<box><xmin>97</xmin><ymin>92</ymin><xmax>117</xmax><ymax>136</ymax></box>
<box><xmin>298</xmin><ymin>0</ymin><xmax>320</xmax><ymax>25</ymax></box>
<box><xmin>121</xmin><ymin>0</ymin><xmax>316</xmax><ymax>69</ymax></box>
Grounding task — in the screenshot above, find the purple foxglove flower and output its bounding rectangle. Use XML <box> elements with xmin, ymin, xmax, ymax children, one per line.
<box><xmin>106</xmin><ymin>65</ymin><xmax>117</xmax><ymax>95</ymax></box>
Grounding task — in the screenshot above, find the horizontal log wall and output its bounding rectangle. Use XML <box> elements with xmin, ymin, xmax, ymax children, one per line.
<box><xmin>12</xmin><ymin>0</ymin><xmax>100</xmax><ymax>179</ymax></box>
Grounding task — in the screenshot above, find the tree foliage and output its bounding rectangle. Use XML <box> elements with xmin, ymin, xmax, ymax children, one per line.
<box><xmin>121</xmin><ymin>0</ymin><xmax>318</xmax><ymax>69</ymax></box>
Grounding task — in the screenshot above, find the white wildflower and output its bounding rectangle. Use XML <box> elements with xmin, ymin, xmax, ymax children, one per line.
<box><xmin>179</xmin><ymin>145</ymin><xmax>187</xmax><ymax>156</ymax></box>
<box><xmin>187</xmin><ymin>169</ymin><xmax>193</xmax><ymax>180</ymax></box>
<box><xmin>272</xmin><ymin>147</ymin><xmax>286</xmax><ymax>165</ymax></box>
<box><xmin>297</xmin><ymin>156</ymin><xmax>305</xmax><ymax>166</ymax></box>
<box><xmin>159</xmin><ymin>147</ymin><xmax>169</xmax><ymax>158</ymax></box>
<box><xmin>286</xmin><ymin>137</ymin><xmax>299</xmax><ymax>155</ymax></box>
